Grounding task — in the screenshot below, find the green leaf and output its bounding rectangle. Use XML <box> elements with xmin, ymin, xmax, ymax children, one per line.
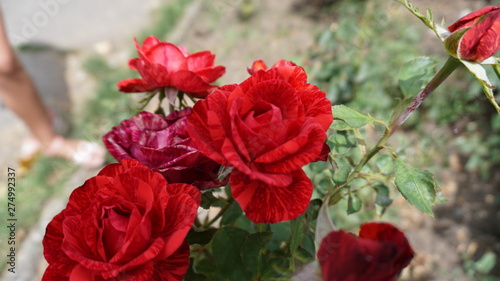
<box><xmin>332</xmin><ymin>157</ymin><xmax>351</xmax><ymax>186</ymax></box>
<box><xmin>474</xmin><ymin>252</ymin><xmax>497</xmax><ymax>275</ymax></box>
<box><xmin>398</xmin><ymin>57</ymin><xmax>437</xmax><ymax>99</ymax></box>
<box><xmin>240</xmin><ymin>232</ymin><xmax>273</xmax><ymax>277</ymax></box>
<box><xmin>200</xmin><ymin>191</ymin><xmax>225</xmax><ymax>209</ymax></box>
<box><xmin>347</xmin><ymin>193</ymin><xmax>362</xmax><ymax>214</ymax></box>
<box><xmin>212</xmin><ymin>227</ymin><xmax>252</xmax><ymax>281</ymax></box>
<box><xmin>329</xmin><ymin>131</ymin><xmax>357</xmax><ymax>155</ymax></box>
<box><xmin>461</xmin><ymin>60</ymin><xmax>500</xmax><ymax>115</ymax></box>
<box><xmin>290</xmin><ymin>215</ymin><xmax>308</xmax><ymax>254</ymax></box>
<box><xmin>331</xmin><ymin>105</ymin><xmax>372</xmax><ymax>128</ymax></box>
<box><xmin>187</xmin><ymin>228</ymin><xmax>217</xmax><ymax>245</ymax></box>
<box><xmin>220</xmin><ymin>201</ymin><xmax>243</xmax><ymax>225</ymax></box>
<box><xmin>193</xmin><ymin>258</ymin><xmax>217</xmax><ymax>276</ymax></box>
<box><xmin>185</xmin><ymin>258</ymin><xmax>209</xmax><ymax>281</ymax></box>
<box><xmin>394</xmin><ymin>159</ymin><xmax>437</xmax><ymax>217</ymax></box>
<box><xmin>374</xmin><ymin>184</ymin><xmax>393</xmax><ymax>216</ymax></box>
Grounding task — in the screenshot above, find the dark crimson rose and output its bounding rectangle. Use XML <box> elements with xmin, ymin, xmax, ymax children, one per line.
<box><xmin>102</xmin><ymin>109</ymin><xmax>225</xmax><ymax>190</ymax></box>
<box><xmin>247</xmin><ymin>59</ymin><xmax>297</xmax><ymax>75</ymax></box>
<box><xmin>446</xmin><ymin>6</ymin><xmax>500</xmax><ymax>62</ymax></box>
<box><xmin>187</xmin><ymin>65</ymin><xmax>332</xmax><ymax>223</ymax></box>
<box><xmin>317</xmin><ymin>222</ymin><xmax>415</xmax><ymax>281</ymax></box>
<box><xmin>118</xmin><ymin>36</ymin><xmax>225</xmax><ymax>98</ymax></box>
<box><xmin>42</xmin><ymin>159</ymin><xmax>201</xmax><ymax>281</ymax></box>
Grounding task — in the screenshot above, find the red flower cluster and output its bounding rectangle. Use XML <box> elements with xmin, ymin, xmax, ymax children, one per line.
<box><xmin>446</xmin><ymin>6</ymin><xmax>500</xmax><ymax>62</ymax></box>
<box><xmin>42</xmin><ymin>159</ymin><xmax>200</xmax><ymax>281</ymax></box>
<box><xmin>102</xmin><ymin>109</ymin><xmax>225</xmax><ymax>190</ymax></box>
<box><xmin>118</xmin><ymin>36</ymin><xmax>225</xmax><ymax>98</ymax></box>
<box><xmin>187</xmin><ymin>61</ymin><xmax>332</xmax><ymax>223</ymax></box>
<box><xmin>317</xmin><ymin>222</ymin><xmax>414</xmax><ymax>281</ymax></box>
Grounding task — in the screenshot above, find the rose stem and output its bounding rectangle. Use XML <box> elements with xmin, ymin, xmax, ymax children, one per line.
<box><xmin>343</xmin><ymin>56</ymin><xmax>461</xmax><ymax>186</ymax></box>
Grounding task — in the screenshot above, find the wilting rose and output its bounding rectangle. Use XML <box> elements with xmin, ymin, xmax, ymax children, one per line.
<box><xmin>103</xmin><ymin>109</ymin><xmax>225</xmax><ymax>190</ymax></box>
<box><xmin>187</xmin><ymin>64</ymin><xmax>332</xmax><ymax>223</ymax></box>
<box><xmin>118</xmin><ymin>36</ymin><xmax>225</xmax><ymax>98</ymax></box>
<box><xmin>446</xmin><ymin>6</ymin><xmax>500</xmax><ymax>62</ymax></box>
<box><xmin>247</xmin><ymin>59</ymin><xmax>297</xmax><ymax>75</ymax></box>
<box><xmin>317</xmin><ymin>222</ymin><xmax>415</xmax><ymax>281</ymax></box>
<box><xmin>42</xmin><ymin>159</ymin><xmax>201</xmax><ymax>281</ymax></box>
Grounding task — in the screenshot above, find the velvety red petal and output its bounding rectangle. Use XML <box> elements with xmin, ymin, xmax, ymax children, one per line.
<box><xmin>221</xmin><ymin>137</ymin><xmax>293</xmax><ymax>187</ymax></box>
<box><xmin>187</xmin><ymin>51</ymin><xmax>215</xmax><ymax>69</ymax></box>
<box><xmin>359</xmin><ymin>222</ymin><xmax>415</xmax><ymax>270</ymax></box>
<box><xmin>187</xmin><ymin>89</ymin><xmax>231</xmax><ymax>165</ymax></box>
<box><xmin>448</xmin><ymin>6</ymin><xmax>500</xmax><ymax>32</ymax></box>
<box><xmin>165</xmin><ymin>183</ymin><xmax>202</xmax><ymax>205</ymax></box>
<box><xmin>42</xmin><ymin>263</ymin><xmax>72</xmax><ymax>281</ymax></box>
<box><xmin>145</xmin><ymin>42</ymin><xmax>187</xmax><ymax>72</ymax></box>
<box><xmin>194</xmin><ymin>65</ymin><xmax>226</xmax><ymax>84</ymax></box>
<box><xmin>271</xmin><ymin>59</ymin><xmax>297</xmax><ymax>68</ymax></box>
<box><xmin>170</xmin><ymin>70</ymin><xmax>217</xmax><ymax>95</ymax></box>
<box><xmin>117</xmin><ymin>78</ymin><xmax>156</xmax><ymax>93</ymax></box>
<box><xmin>230</xmin><ymin>169</ymin><xmax>313</xmax><ymax>223</ymax></box>
<box><xmin>139</xmin><ymin>36</ymin><xmax>161</xmax><ymax>53</ymax></box>
<box><xmin>254</xmin><ymin>118</ymin><xmax>325</xmax><ymax>170</ymax></box>
<box><xmin>318</xmin><ymin>230</ymin><xmax>398</xmax><ymax>281</ymax></box>
<box><xmin>458</xmin><ymin>11</ymin><xmax>500</xmax><ymax>61</ymax></box>
<box><xmin>297</xmin><ymin>90</ymin><xmax>333</xmax><ymax>131</ymax></box>
<box><xmin>247</xmin><ymin>60</ymin><xmax>268</xmax><ymax>75</ymax></box>
<box><xmin>152</xmin><ymin>241</ymin><xmax>190</xmax><ymax>281</ymax></box>
<box><xmin>158</xmin><ymin>193</ymin><xmax>199</xmax><ymax>258</ymax></box>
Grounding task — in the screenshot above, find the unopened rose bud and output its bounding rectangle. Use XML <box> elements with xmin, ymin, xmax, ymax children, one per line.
<box><xmin>445</xmin><ymin>6</ymin><xmax>500</xmax><ymax>62</ymax></box>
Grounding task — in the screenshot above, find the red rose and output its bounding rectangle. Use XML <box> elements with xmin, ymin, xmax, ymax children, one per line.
<box><xmin>117</xmin><ymin>36</ymin><xmax>226</xmax><ymax>98</ymax></box>
<box><xmin>187</xmin><ymin>65</ymin><xmax>332</xmax><ymax>223</ymax></box>
<box><xmin>446</xmin><ymin>6</ymin><xmax>500</xmax><ymax>62</ymax></box>
<box><xmin>317</xmin><ymin>222</ymin><xmax>415</xmax><ymax>281</ymax></box>
<box><xmin>102</xmin><ymin>109</ymin><xmax>225</xmax><ymax>190</ymax></box>
<box><xmin>42</xmin><ymin>159</ymin><xmax>201</xmax><ymax>281</ymax></box>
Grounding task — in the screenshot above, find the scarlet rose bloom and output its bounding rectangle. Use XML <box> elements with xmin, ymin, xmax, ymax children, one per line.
<box><xmin>446</xmin><ymin>6</ymin><xmax>500</xmax><ymax>62</ymax></box>
<box><xmin>317</xmin><ymin>222</ymin><xmax>415</xmax><ymax>281</ymax></box>
<box><xmin>42</xmin><ymin>159</ymin><xmax>201</xmax><ymax>281</ymax></box>
<box><xmin>117</xmin><ymin>36</ymin><xmax>226</xmax><ymax>98</ymax></box>
<box><xmin>187</xmin><ymin>65</ymin><xmax>332</xmax><ymax>223</ymax></box>
<box><xmin>102</xmin><ymin>109</ymin><xmax>225</xmax><ymax>190</ymax></box>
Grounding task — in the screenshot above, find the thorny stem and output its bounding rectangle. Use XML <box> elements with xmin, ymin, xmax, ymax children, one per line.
<box><xmin>344</xmin><ymin>56</ymin><xmax>461</xmax><ymax>186</ymax></box>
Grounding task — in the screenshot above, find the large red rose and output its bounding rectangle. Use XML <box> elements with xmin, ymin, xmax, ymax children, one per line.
<box><xmin>102</xmin><ymin>109</ymin><xmax>225</xmax><ymax>190</ymax></box>
<box><xmin>317</xmin><ymin>222</ymin><xmax>415</xmax><ymax>281</ymax></box>
<box><xmin>117</xmin><ymin>36</ymin><xmax>226</xmax><ymax>98</ymax></box>
<box><xmin>187</xmin><ymin>64</ymin><xmax>332</xmax><ymax>223</ymax></box>
<box><xmin>446</xmin><ymin>6</ymin><xmax>500</xmax><ymax>62</ymax></box>
<box><xmin>42</xmin><ymin>159</ymin><xmax>201</xmax><ymax>281</ymax></box>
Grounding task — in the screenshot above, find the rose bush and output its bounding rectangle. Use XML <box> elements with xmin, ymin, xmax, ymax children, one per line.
<box><xmin>117</xmin><ymin>36</ymin><xmax>226</xmax><ymax>98</ymax></box>
<box><xmin>187</xmin><ymin>61</ymin><xmax>333</xmax><ymax>223</ymax></box>
<box><xmin>317</xmin><ymin>222</ymin><xmax>414</xmax><ymax>281</ymax></box>
<box><xmin>42</xmin><ymin>159</ymin><xmax>201</xmax><ymax>281</ymax></box>
<box><xmin>446</xmin><ymin>6</ymin><xmax>500</xmax><ymax>62</ymax></box>
<box><xmin>102</xmin><ymin>109</ymin><xmax>224</xmax><ymax>190</ymax></box>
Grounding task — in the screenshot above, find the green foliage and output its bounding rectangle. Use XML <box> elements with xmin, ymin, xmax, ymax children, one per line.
<box><xmin>398</xmin><ymin>57</ymin><xmax>437</xmax><ymax>100</ymax></box>
<box><xmin>394</xmin><ymin>158</ymin><xmax>437</xmax><ymax>217</ymax></box>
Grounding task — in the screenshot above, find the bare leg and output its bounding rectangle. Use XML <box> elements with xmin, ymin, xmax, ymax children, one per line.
<box><xmin>0</xmin><ymin>9</ymin><xmax>105</xmax><ymax>168</ymax></box>
<box><xmin>0</xmin><ymin>11</ymin><xmax>56</xmax><ymax>148</ymax></box>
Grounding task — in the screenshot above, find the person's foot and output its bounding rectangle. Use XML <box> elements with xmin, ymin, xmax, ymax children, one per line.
<box><xmin>44</xmin><ymin>136</ymin><xmax>106</xmax><ymax>168</ymax></box>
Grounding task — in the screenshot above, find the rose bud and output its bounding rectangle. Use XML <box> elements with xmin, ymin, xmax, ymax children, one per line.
<box><xmin>317</xmin><ymin>222</ymin><xmax>415</xmax><ymax>281</ymax></box>
<box><xmin>445</xmin><ymin>6</ymin><xmax>500</xmax><ymax>62</ymax></box>
<box><xmin>103</xmin><ymin>109</ymin><xmax>226</xmax><ymax>190</ymax></box>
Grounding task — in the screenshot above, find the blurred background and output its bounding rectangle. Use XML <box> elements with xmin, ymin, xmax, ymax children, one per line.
<box><xmin>0</xmin><ymin>0</ymin><xmax>499</xmax><ymax>280</ymax></box>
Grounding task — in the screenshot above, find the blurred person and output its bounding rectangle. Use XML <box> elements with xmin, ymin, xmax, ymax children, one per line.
<box><xmin>0</xmin><ymin>9</ymin><xmax>105</xmax><ymax>168</ymax></box>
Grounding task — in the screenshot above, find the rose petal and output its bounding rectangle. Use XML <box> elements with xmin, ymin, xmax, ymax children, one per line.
<box><xmin>151</xmin><ymin>241</ymin><xmax>190</xmax><ymax>281</ymax></box>
<box><xmin>230</xmin><ymin>169</ymin><xmax>313</xmax><ymax>223</ymax></box>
